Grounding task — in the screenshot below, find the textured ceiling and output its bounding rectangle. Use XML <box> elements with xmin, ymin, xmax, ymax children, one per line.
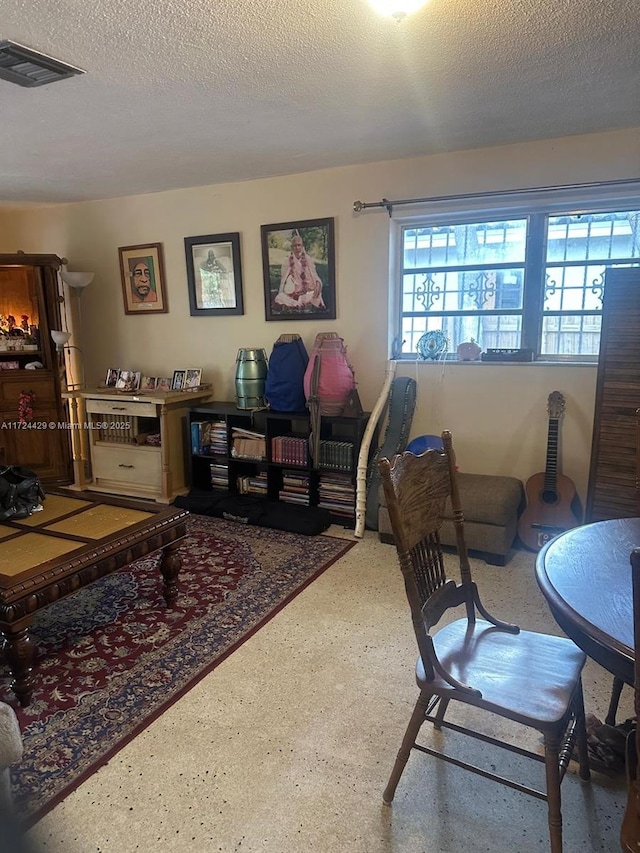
<box><xmin>0</xmin><ymin>0</ymin><xmax>639</xmax><ymax>205</ymax></box>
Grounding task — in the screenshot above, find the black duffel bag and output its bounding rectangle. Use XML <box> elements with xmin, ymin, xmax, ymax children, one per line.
<box><xmin>0</xmin><ymin>465</ymin><xmax>46</xmax><ymax>521</ymax></box>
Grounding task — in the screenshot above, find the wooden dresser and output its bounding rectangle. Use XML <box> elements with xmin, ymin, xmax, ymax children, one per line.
<box><xmin>586</xmin><ymin>267</ymin><xmax>640</xmax><ymax>522</ymax></box>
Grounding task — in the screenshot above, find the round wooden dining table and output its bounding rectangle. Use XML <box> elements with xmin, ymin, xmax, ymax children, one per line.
<box><xmin>536</xmin><ymin>517</ymin><xmax>639</xmax><ymax>689</ymax></box>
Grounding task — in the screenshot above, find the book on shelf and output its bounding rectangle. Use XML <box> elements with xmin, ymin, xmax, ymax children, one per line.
<box><xmin>209</xmin><ymin>461</ymin><xmax>229</xmax><ymax>490</ymax></box>
<box><xmin>237</xmin><ymin>472</ymin><xmax>268</xmax><ymax>495</ymax></box>
<box><xmin>318</xmin><ymin>440</ymin><xmax>353</xmax><ymax>472</ymax></box>
<box><xmin>191</xmin><ymin>419</ymin><xmax>227</xmax><ymax>455</ymax></box>
<box><xmin>231</xmin><ymin>436</ymin><xmax>266</xmax><ymax>460</ymax></box>
<box><xmin>231</xmin><ymin>426</ymin><xmax>265</xmax><ymax>440</ymax></box>
<box><xmin>270</xmin><ymin>434</ymin><xmax>308</xmax><ymax>466</ymax></box>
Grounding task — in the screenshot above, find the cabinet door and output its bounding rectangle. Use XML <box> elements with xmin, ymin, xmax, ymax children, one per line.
<box><xmin>0</xmin><ymin>256</ymin><xmax>72</xmax><ymax>483</ymax></box>
<box><xmin>0</xmin><ymin>405</ymin><xmax>71</xmax><ymax>481</ymax></box>
<box><xmin>586</xmin><ymin>268</ymin><xmax>640</xmax><ymax>521</ymax></box>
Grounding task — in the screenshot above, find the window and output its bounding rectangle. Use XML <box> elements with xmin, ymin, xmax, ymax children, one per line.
<box><xmin>396</xmin><ymin>203</ymin><xmax>640</xmax><ymax>360</ymax></box>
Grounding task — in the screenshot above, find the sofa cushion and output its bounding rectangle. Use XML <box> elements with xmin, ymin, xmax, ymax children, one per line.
<box><xmin>379</xmin><ymin>472</ymin><xmax>523</xmax><ymax>527</ymax></box>
<box><xmin>445</xmin><ymin>473</ymin><xmax>523</xmax><ymax>527</ymax></box>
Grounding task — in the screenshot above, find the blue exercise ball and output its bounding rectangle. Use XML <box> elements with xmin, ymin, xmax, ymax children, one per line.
<box><xmin>406</xmin><ymin>434</ymin><xmax>444</xmax><ymax>454</ymax></box>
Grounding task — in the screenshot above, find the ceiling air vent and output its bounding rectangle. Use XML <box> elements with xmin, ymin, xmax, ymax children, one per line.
<box><xmin>0</xmin><ymin>40</ymin><xmax>85</xmax><ymax>87</ymax></box>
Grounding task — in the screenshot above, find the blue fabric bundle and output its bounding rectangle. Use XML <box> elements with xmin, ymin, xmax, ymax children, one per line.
<box><xmin>265</xmin><ymin>336</ymin><xmax>309</xmax><ymax>412</ymax></box>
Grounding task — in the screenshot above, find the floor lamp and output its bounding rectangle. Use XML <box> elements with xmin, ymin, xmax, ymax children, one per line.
<box><xmin>60</xmin><ymin>265</ymin><xmax>94</xmax><ymax>356</ymax></box>
<box><xmin>50</xmin><ymin>328</ymin><xmax>90</xmax><ymax>487</ymax></box>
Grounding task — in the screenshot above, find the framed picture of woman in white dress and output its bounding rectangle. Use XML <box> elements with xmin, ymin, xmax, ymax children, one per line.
<box><xmin>261</xmin><ymin>218</ymin><xmax>336</xmax><ymax>321</ymax></box>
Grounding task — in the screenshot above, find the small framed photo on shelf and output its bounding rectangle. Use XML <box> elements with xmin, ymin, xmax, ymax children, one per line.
<box><xmin>172</xmin><ymin>369</ymin><xmax>186</xmax><ymax>391</ymax></box>
<box><xmin>105</xmin><ymin>368</ymin><xmax>120</xmax><ymax>388</ymax></box>
<box><xmin>184</xmin><ymin>368</ymin><xmax>202</xmax><ymax>389</ymax></box>
<box><xmin>261</xmin><ymin>217</ymin><xmax>336</xmax><ymax>321</ymax></box>
<box><xmin>115</xmin><ymin>370</ymin><xmax>140</xmax><ymax>392</ymax></box>
<box><xmin>140</xmin><ymin>375</ymin><xmax>157</xmax><ymax>391</ymax></box>
<box><xmin>118</xmin><ymin>243</ymin><xmax>168</xmax><ymax>315</ymax></box>
<box><xmin>184</xmin><ymin>233</ymin><xmax>244</xmax><ymax>316</ymax></box>
<box><xmin>156</xmin><ymin>377</ymin><xmax>172</xmax><ymax>392</ymax></box>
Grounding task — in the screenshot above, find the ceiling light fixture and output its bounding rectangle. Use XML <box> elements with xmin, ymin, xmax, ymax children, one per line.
<box><xmin>369</xmin><ymin>0</ymin><xmax>429</xmax><ymax>20</ymax></box>
<box><xmin>0</xmin><ymin>40</ymin><xmax>85</xmax><ymax>88</ymax></box>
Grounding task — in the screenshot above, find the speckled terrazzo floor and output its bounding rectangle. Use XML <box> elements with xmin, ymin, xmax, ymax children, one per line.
<box><xmin>25</xmin><ymin>529</ymin><xmax>632</xmax><ymax>853</ymax></box>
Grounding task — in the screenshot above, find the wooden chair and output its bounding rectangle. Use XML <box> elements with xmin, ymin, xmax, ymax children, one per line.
<box><xmin>380</xmin><ymin>432</ymin><xmax>590</xmax><ymax>853</ymax></box>
<box><xmin>621</xmin><ymin>548</ymin><xmax>640</xmax><ymax>850</ymax></box>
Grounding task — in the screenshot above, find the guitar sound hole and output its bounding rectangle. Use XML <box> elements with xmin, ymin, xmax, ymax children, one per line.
<box><xmin>542</xmin><ymin>490</ymin><xmax>558</xmax><ymax>504</ymax></box>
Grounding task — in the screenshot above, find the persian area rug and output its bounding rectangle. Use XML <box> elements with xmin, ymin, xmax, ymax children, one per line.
<box><xmin>0</xmin><ymin>514</ymin><xmax>354</xmax><ymax>825</ymax></box>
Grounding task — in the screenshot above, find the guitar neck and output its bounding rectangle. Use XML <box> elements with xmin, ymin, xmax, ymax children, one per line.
<box><xmin>544</xmin><ymin>418</ymin><xmax>559</xmax><ymax>492</ymax></box>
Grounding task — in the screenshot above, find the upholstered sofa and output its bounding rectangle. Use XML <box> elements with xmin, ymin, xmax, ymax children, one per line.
<box><xmin>378</xmin><ymin>472</ymin><xmax>524</xmax><ymax>566</ymax></box>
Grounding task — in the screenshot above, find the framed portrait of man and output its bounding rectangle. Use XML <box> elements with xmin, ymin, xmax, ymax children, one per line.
<box><xmin>261</xmin><ymin>218</ymin><xmax>336</xmax><ymax>321</ymax></box>
<box><xmin>118</xmin><ymin>243</ymin><xmax>168</xmax><ymax>314</ymax></box>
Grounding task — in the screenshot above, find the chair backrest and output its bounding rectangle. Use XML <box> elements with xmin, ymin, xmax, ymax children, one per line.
<box><xmin>621</xmin><ymin>548</ymin><xmax>640</xmax><ymax>848</ymax></box>
<box><xmin>379</xmin><ymin>430</ymin><xmax>475</xmax><ymax>674</ymax></box>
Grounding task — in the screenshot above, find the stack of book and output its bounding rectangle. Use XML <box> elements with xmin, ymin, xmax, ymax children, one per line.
<box><xmin>209</xmin><ymin>462</ymin><xmax>228</xmax><ymax>490</ymax></box>
<box><xmin>191</xmin><ymin>419</ymin><xmax>227</xmax><ymax>456</ymax></box>
<box><xmin>271</xmin><ymin>434</ymin><xmax>308</xmax><ymax>466</ymax></box>
<box><xmin>318</xmin><ymin>440</ymin><xmax>354</xmax><ymax>472</ymax></box>
<box><xmin>237</xmin><ymin>471</ymin><xmax>268</xmax><ymax>496</ymax></box>
<box><xmin>318</xmin><ymin>473</ymin><xmax>355</xmax><ymax>518</ymax></box>
<box><xmin>208</xmin><ymin>420</ymin><xmax>228</xmax><ymax>455</ymax></box>
<box><xmin>278</xmin><ymin>470</ymin><xmax>311</xmax><ymax>505</ymax></box>
<box><xmin>231</xmin><ymin>427</ymin><xmax>266</xmax><ymax>460</ymax></box>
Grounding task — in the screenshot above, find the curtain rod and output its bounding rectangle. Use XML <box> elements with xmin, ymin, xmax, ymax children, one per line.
<box><xmin>352</xmin><ymin>178</ymin><xmax>640</xmax><ymax>217</ymax></box>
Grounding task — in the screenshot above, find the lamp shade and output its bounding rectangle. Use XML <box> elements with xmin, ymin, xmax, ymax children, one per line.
<box><xmin>50</xmin><ymin>329</ymin><xmax>72</xmax><ymax>351</ymax></box>
<box><xmin>61</xmin><ymin>269</ymin><xmax>94</xmax><ymax>290</ymax></box>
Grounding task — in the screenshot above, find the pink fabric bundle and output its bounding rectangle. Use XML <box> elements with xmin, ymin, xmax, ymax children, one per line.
<box><xmin>304</xmin><ymin>333</ymin><xmax>355</xmax><ymax>416</ymax></box>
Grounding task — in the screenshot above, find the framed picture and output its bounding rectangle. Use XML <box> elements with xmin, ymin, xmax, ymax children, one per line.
<box><xmin>172</xmin><ymin>369</ymin><xmax>186</xmax><ymax>391</ymax></box>
<box><xmin>105</xmin><ymin>368</ymin><xmax>120</xmax><ymax>388</ymax></box>
<box><xmin>184</xmin><ymin>368</ymin><xmax>202</xmax><ymax>389</ymax></box>
<box><xmin>115</xmin><ymin>370</ymin><xmax>139</xmax><ymax>392</ymax></box>
<box><xmin>118</xmin><ymin>243</ymin><xmax>168</xmax><ymax>315</ymax></box>
<box><xmin>140</xmin><ymin>375</ymin><xmax>157</xmax><ymax>391</ymax></box>
<box><xmin>156</xmin><ymin>377</ymin><xmax>172</xmax><ymax>392</ymax></box>
<box><xmin>261</xmin><ymin>217</ymin><xmax>336</xmax><ymax>321</ymax></box>
<box><xmin>184</xmin><ymin>233</ymin><xmax>244</xmax><ymax>316</ymax></box>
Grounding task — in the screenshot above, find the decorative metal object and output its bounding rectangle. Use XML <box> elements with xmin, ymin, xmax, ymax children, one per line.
<box><xmin>235</xmin><ymin>348</ymin><xmax>268</xmax><ymax>409</ymax></box>
<box><xmin>417</xmin><ymin>330</ymin><xmax>448</xmax><ymax>360</ymax></box>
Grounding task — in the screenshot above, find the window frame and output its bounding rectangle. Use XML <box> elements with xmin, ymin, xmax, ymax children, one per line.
<box><xmin>389</xmin><ymin>182</ymin><xmax>640</xmax><ymax>363</ymax></box>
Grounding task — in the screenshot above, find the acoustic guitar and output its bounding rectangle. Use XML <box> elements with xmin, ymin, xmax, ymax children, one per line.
<box><xmin>518</xmin><ymin>391</ymin><xmax>580</xmax><ymax>552</ymax></box>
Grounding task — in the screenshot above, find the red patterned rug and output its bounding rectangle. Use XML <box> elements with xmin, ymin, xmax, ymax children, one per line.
<box><xmin>1</xmin><ymin>514</ymin><xmax>354</xmax><ymax>825</ymax></box>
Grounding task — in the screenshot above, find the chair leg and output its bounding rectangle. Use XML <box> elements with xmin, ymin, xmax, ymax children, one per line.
<box><xmin>433</xmin><ymin>697</ymin><xmax>450</xmax><ymax>730</ymax></box>
<box><xmin>383</xmin><ymin>691</ymin><xmax>430</xmax><ymax>805</ymax></box>
<box><xmin>605</xmin><ymin>676</ymin><xmax>624</xmax><ymax>726</ymax></box>
<box><xmin>573</xmin><ymin>681</ymin><xmax>591</xmax><ymax>781</ymax></box>
<box><xmin>543</xmin><ymin>733</ymin><xmax>563</xmax><ymax>853</ymax></box>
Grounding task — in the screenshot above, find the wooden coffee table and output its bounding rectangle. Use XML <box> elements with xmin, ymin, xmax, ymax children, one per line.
<box><xmin>0</xmin><ymin>492</ymin><xmax>189</xmax><ymax>706</ymax></box>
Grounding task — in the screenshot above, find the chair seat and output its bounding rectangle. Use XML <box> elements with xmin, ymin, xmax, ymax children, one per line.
<box><xmin>416</xmin><ymin>619</ymin><xmax>586</xmax><ymax>730</ymax></box>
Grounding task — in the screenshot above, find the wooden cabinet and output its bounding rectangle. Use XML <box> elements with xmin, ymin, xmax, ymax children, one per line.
<box><xmin>71</xmin><ymin>388</ymin><xmax>211</xmax><ymax>502</ymax></box>
<box><xmin>586</xmin><ymin>268</ymin><xmax>640</xmax><ymax>522</ymax></box>
<box><xmin>187</xmin><ymin>402</ymin><xmax>371</xmax><ymax>527</ymax></box>
<box><xmin>0</xmin><ymin>253</ymin><xmax>72</xmax><ymax>484</ymax></box>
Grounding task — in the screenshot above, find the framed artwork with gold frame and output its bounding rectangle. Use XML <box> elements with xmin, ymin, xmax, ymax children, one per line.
<box><xmin>118</xmin><ymin>243</ymin><xmax>168</xmax><ymax>314</ymax></box>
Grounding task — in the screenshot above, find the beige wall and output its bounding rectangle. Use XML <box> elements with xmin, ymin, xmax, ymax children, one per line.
<box><xmin>1</xmin><ymin>127</ymin><xmax>639</xmax><ymax>506</ymax></box>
